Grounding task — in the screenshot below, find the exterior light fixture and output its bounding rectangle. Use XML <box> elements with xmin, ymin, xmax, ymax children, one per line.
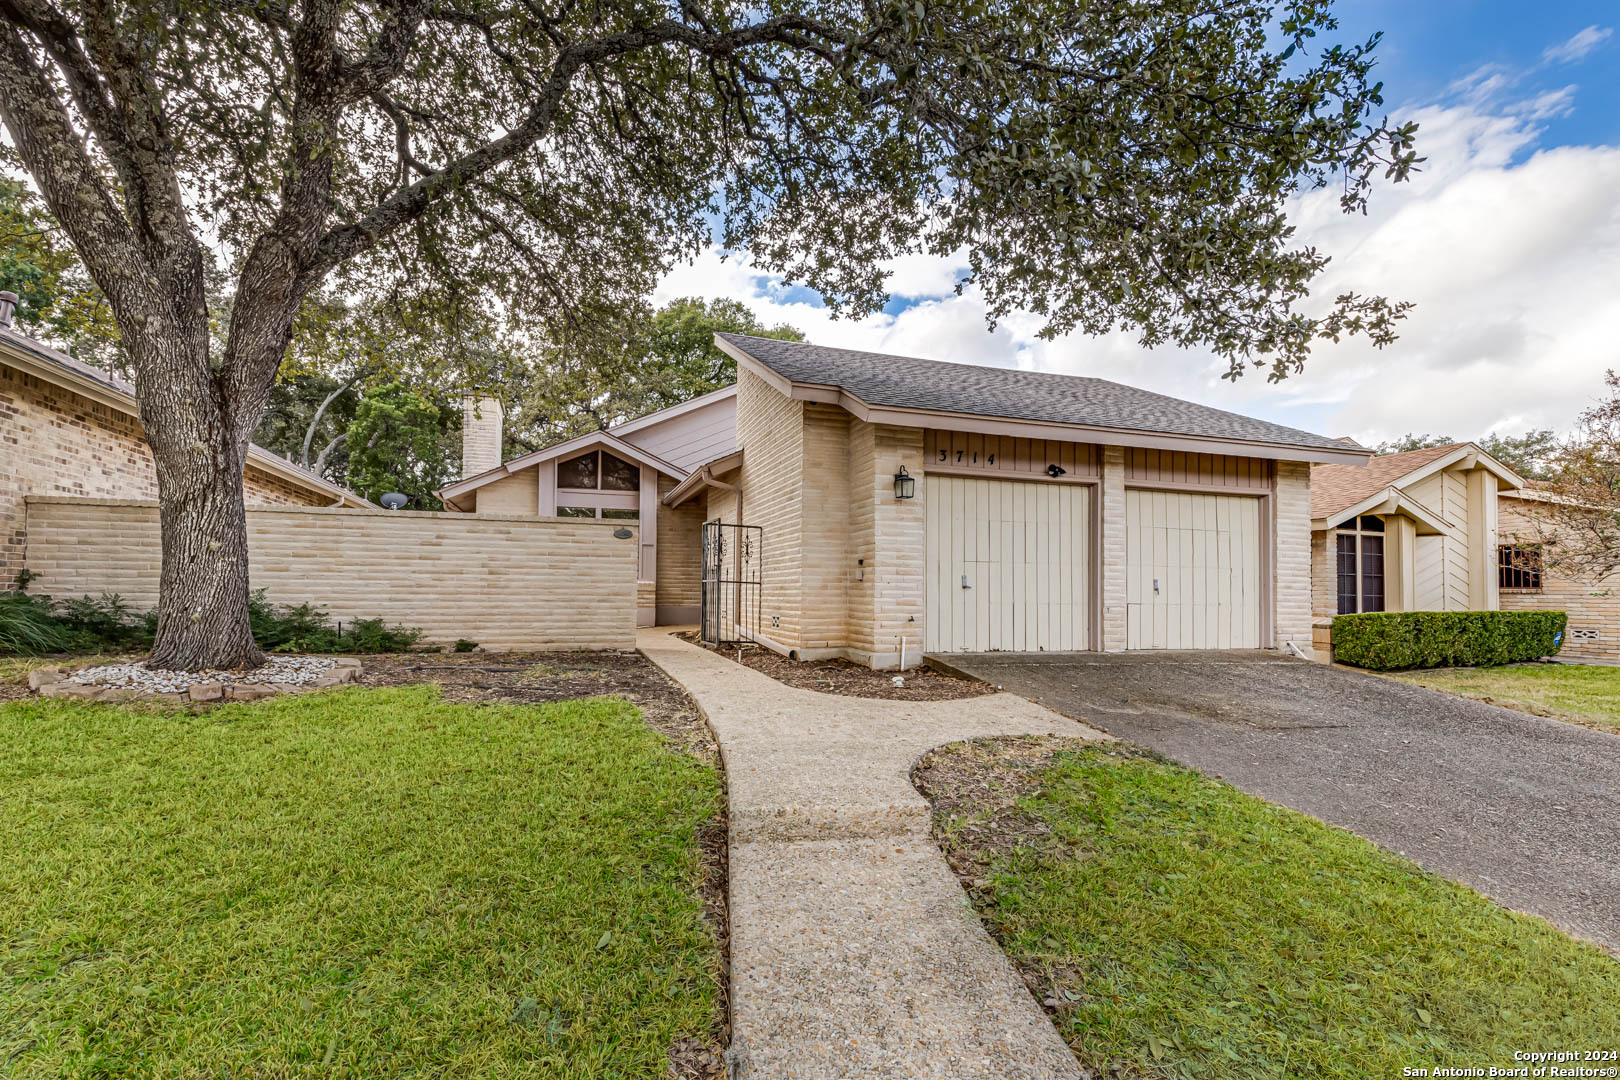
<box><xmin>893</xmin><ymin>466</ymin><xmax>916</xmax><ymax>500</ymax></box>
<box><xmin>1046</xmin><ymin>464</ymin><xmax>1067</xmax><ymax>478</ymax></box>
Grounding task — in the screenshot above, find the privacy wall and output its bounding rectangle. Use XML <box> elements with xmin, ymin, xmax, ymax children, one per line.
<box><xmin>23</xmin><ymin>498</ymin><xmax>638</xmax><ymax>650</ymax></box>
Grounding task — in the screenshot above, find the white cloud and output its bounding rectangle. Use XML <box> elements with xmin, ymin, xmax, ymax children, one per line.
<box><xmin>1543</xmin><ymin>25</ymin><xmax>1612</xmax><ymax>64</ymax></box>
<box><xmin>655</xmin><ymin>94</ymin><xmax>1620</xmax><ymax>445</ymax></box>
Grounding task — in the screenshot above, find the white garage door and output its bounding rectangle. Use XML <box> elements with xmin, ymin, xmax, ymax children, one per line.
<box><xmin>1125</xmin><ymin>489</ymin><xmax>1262</xmax><ymax>649</ymax></box>
<box><xmin>925</xmin><ymin>475</ymin><xmax>1090</xmax><ymax>653</ymax></box>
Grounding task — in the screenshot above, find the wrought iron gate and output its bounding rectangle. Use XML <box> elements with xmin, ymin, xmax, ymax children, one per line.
<box><xmin>701</xmin><ymin>522</ymin><xmax>762</xmax><ymax>646</ymax></box>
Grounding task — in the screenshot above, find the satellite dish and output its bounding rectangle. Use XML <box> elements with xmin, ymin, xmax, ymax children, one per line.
<box><xmin>380</xmin><ymin>492</ymin><xmax>408</xmax><ymax>510</ymax></box>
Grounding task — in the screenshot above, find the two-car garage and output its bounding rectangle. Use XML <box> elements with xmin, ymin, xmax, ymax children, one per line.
<box><xmin>924</xmin><ymin>461</ymin><xmax>1265</xmax><ymax>654</ymax></box>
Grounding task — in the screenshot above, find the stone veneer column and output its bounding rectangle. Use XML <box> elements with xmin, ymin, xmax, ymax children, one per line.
<box><xmin>1099</xmin><ymin>445</ymin><xmax>1128</xmax><ymax>651</ymax></box>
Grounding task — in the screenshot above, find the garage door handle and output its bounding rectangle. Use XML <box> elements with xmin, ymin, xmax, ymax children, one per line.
<box><xmin>961</xmin><ymin>574</ymin><xmax>971</xmax><ymax>589</ymax></box>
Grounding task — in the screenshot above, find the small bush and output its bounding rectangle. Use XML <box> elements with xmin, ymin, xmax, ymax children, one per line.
<box><xmin>0</xmin><ymin>593</ymin><xmax>74</xmax><ymax>655</ymax></box>
<box><xmin>1332</xmin><ymin>610</ymin><xmax>1567</xmax><ymax>671</ymax></box>
<box><xmin>2</xmin><ymin>579</ymin><xmax>424</xmax><ymax>658</ymax></box>
<box><xmin>453</xmin><ymin>639</ymin><xmax>478</xmax><ymax>653</ymax></box>
<box><xmin>337</xmin><ymin>617</ymin><xmax>423</xmax><ymax>654</ymax></box>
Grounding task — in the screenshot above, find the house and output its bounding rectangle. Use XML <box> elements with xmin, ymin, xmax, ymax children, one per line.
<box><xmin>1496</xmin><ymin>486</ymin><xmax>1620</xmax><ymax>662</ymax></box>
<box><xmin>0</xmin><ymin>291</ymin><xmax>368</xmax><ymax>587</ymax></box>
<box><xmin>442</xmin><ymin>333</ymin><xmax>1369</xmax><ymax>666</ymax></box>
<box><xmin>1307</xmin><ymin>442</ymin><xmax>1526</xmax><ymax>656</ymax></box>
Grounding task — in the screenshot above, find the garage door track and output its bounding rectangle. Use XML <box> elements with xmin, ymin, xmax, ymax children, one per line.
<box><xmin>937</xmin><ymin>651</ymin><xmax>1620</xmax><ymax>953</ymax></box>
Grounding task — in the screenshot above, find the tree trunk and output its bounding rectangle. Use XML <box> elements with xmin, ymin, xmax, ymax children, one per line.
<box><xmin>140</xmin><ymin>336</ymin><xmax>268</xmax><ymax>672</ymax></box>
<box><xmin>145</xmin><ymin>443</ymin><xmax>263</xmax><ymax>671</ymax></box>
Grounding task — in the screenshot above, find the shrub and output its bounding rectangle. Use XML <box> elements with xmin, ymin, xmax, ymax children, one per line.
<box><xmin>0</xmin><ymin>593</ymin><xmax>74</xmax><ymax>655</ymax></box>
<box><xmin>337</xmin><ymin>617</ymin><xmax>423</xmax><ymax>654</ymax></box>
<box><xmin>1332</xmin><ymin>611</ymin><xmax>1567</xmax><ymax>671</ymax></box>
<box><xmin>453</xmin><ymin>639</ymin><xmax>478</xmax><ymax>653</ymax></box>
<box><xmin>2</xmin><ymin>579</ymin><xmax>424</xmax><ymax>658</ymax></box>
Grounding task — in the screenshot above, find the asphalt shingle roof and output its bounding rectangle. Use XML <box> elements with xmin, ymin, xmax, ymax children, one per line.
<box><xmin>720</xmin><ymin>334</ymin><xmax>1359</xmax><ymax>454</ymax></box>
<box><xmin>1309</xmin><ymin>443</ymin><xmax>1460</xmax><ymax>520</ymax></box>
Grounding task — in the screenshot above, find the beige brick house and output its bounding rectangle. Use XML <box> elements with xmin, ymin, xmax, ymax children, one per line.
<box><xmin>1307</xmin><ymin>442</ymin><xmax>1528</xmax><ymax>656</ymax></box>
<box><xmin>442</xmin><ymin>333</ymin><xmax>1367</xmax><ymax>667</ymax></box>
<box><xmin>1496</xmin><ymin>488</ymin><xmax>1620</xmax><ymax>662</ymax></box>
<box><xmin>1</xmin><ymin>295</ymin><xmax>368</xmax><ymax>586</ymax></box>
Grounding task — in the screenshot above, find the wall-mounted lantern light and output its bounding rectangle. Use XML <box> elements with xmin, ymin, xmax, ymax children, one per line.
<box><xmin>894</xmin><ymin>465</ymin><xmax>916</xmax><ymax>500</ymax></box>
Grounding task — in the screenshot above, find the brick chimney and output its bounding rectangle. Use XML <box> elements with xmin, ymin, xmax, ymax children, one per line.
<box><xmin>460</xmin><ymin>396</ymin><xmax>504</xmax><ymax>479</ymax></box>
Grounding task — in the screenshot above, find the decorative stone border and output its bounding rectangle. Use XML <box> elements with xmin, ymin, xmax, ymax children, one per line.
<box><xmin>29</xmin><ymin>658</ymin><xmax>363</xmax><ymax>704</ymax></box>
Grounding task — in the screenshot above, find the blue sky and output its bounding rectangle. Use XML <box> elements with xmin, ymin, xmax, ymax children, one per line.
<box><xmin>658</xmin><ymin>4</ymin><xmax>1620</xmax><ymax>444</ymax></box>
<box><xmin>1335</xmin><ymin>1</ymin><xmax>1618</xmax><ymax>146</ymax></box>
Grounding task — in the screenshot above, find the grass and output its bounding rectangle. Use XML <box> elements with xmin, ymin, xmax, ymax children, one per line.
<box><xmin>1388</xmin><ymin>663</ymin><xmax>1620</xmax><ymax>733</ymax></box>
<box><xmin>941</xmin><ymin>743</ymin><xmax>1620</xmax><ymax>1079</ymax></box>
<box><xmin>0</xmin><ymin>686</ymin><xmax>722</xmax><ymax>1077</ymax></box>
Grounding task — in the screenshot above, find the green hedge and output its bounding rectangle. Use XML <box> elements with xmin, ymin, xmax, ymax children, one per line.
<box><xmin>1331</xmin><ymin>610</ymin><xmax>1567</xmax><ymax>671</ymax></box>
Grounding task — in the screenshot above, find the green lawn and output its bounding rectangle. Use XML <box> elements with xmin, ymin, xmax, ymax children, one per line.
<box><xmin>0</xmin><ymin>686</ymin><xmax>722</xmax><ymax>1077</ymax></box>
<box><xmin>1388</xmin><ymin>663</ymin><xmax>1620</xmax><ymax>733</ymax></box>
<box><xmin>932</xmin><ymin>743</ymin><xmax>1620</xmax><ymax>1079</ymax></box>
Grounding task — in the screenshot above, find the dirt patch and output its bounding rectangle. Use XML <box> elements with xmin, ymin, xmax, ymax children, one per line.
<box><xmin>332</xmin><ymin>649</ymin><xmax>730</xmax><ymax>1077</ymax></box>
<box><xmin>676</xmin><ymin>633</ymin><xmax>993</xmax><ymax>701</ymax></box>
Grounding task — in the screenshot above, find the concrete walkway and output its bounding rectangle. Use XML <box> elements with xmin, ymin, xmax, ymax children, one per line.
<box><xmin>638</xmin><ymin>629</ymin><xmax>1108</xmax><ymax>1080</ymax></box>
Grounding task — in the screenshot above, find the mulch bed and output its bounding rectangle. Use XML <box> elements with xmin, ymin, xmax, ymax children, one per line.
<box><xmin>677</xmin><ymin>633</ymin><xmax>993</xmax><ymax>701</ymax></box>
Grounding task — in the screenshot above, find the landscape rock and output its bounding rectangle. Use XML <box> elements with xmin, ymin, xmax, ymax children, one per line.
<box><xmin>188</xmin><ymin>682</ymin><xmax>225</xmax><ymax>702</ymax></box>
<box><xmin>27</xmin><ymin>666</ymin><xmax>63</xmax><ymax>690</ymax></box>
<box><xmin>228</xmin><ymin>684</ymin><xmax>279</xmax><ymax>702</ymax></box>
<box><xmin>42</xmin><ymin>682</ymin><xmax>103</xmax><ymax>701</ymax></box>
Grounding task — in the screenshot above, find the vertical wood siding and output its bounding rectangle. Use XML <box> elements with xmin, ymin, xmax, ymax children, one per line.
<box><xmin>924</xmin><ymin>430</ymin><xmax>1100</xmax><ymax>480</ymax></box>
<box><xmin>925</xmin><ymin>475</ymin><xmax>1090</xmax><ymax>652</ymax></box>
<box><xmin>1124</xmin><ymin>489</ymin><xmax>1261</xmax><ymax>649</ymax></box>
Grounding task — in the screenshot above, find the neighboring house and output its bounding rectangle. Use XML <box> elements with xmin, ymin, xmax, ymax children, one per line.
<box><xmin>1307</xmin><ymin>442</ymin><xmax>1526</xmax><ymax>656</ymax></box>
<box><xmin>0</xmin><ymin>291</ymin><xmax>369</xmax><ymax>587</ymax></box>
<box><xmin>442</xmin><ymin>333</ymin><xmax>1368</xmax><ymax>666</ymax></box>
<box><xmin>1496</xmin><ymin>487</ymin><xmax>1620</xmax><ymax>662</ymax></box>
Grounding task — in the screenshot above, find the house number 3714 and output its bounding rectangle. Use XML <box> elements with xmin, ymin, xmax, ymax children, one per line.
<box><xmin>939</xmin><ymin>450</ymin><xmax>994</xmax><ymax>465</ymax></box>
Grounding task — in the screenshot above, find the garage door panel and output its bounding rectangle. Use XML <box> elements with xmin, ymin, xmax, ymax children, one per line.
<box><xmin>1126</xmin><ymin>488</ymin><xmax>1261</xmax><ymax>650</ymax></box>
<box><xmin>926</xmin><ymin>475</ymin><xmax>1089</xmax><ymax>653</ymax></box>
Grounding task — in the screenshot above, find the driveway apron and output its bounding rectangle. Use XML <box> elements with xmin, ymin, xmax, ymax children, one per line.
<box><xmin>638</xmin><ymin>628</ymin><xmax>1108</xmax><ymax>1080</ymax></box>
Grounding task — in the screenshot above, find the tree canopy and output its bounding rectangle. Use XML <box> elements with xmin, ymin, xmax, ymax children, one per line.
<box><xmin>0</xmin><ymin>0</ymin><xmax>1419</xmax><ymax>669</ymax></box>
<box><xmin>506</xmin><ymin>296</ymin><xmax>803</xmax><ymax>449</ymax></box>
<box><xmin>1372</xmin><ymin>430</ymin><xmax>1559</xmax><ymax>480</ymax></box>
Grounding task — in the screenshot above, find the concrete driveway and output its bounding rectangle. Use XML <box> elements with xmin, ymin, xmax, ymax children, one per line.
<box><xmin>934</xmin><ymin>650</ymin><xmax>1620</xmax><ymax>953</ymax></box>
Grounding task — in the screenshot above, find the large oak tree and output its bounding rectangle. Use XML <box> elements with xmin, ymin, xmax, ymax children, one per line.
<box><xmin>0</xmin><ymin>0</ymin><xmax>1417</xmax><ymax>670</ymax></box>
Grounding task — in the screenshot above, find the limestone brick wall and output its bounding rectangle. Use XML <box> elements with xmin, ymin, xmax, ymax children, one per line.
<box><xmin>1273</xmin><ymin>460</ymin><xmax>1314</xmax><ymax>658</ymax></box>
<box><xmin>736</xmin><ymin>368</ymin><xmax>806</xmax><ymax>647</ymax></box>
<box><xmin>655</xmin><ymin>474</ymin><xmax>704</xmax><ymax>621</ymax></box>
<box><xmin>23</xmin><ymin>498</ymin><xmax>637</xmax><ymax>650</ymax></box>
<box><xmin>1</xmin><ymin>362</ymin><xmax>334</xmax><ymax>587</ymax></box>
<box><xmin>799</xmin><ymin>403</ymin><xmax>850</xmax><ymax>649</ymax></box>
<box><xmin>473</xmin><ymin>465</ymin><xmax>540</xmax><ymax>515</ymax></box>
<box><xmin>1099</xmin><ymin>446</ymin><xmax>1128</xmax><ymax>650</ymax></box>
<box><xmin>866</xmin><ymin>424</ymin><xmax>926</xmax><ymax>667</ymax></box>
<box><xmin>1499</xmin><ymin>496</ymin><xmax>1620</xmax><ymax>662</ymax></box>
